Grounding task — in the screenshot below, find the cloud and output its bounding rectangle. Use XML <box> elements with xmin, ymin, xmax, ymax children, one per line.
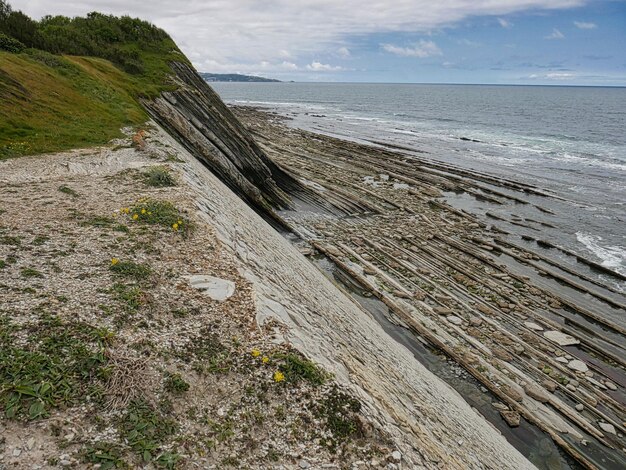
<box><xmin>382</xmin><ymin>40</ymin><xmax>442</xmax><ymax>58</ymax></box>
<box><xmin>458</xmin><ymin>38</ymin><xmax>482</xmax><ymax>47</ymax></box>
<box><xmin>528</xmin><ymin>72</ymin><xmax>575</xmax><ymax>80</ymax></box>
<box><xmin>497</xmin><ymin>18</ymin><xmax>513</xmax><ymax>28</ymax></box>
<box><xmin>11</xmin><ymin>0</ymin><xmax>587</xmax><ymax>74</ymax></box>
<box><xmin>337</xmin><ymin>47</ymin><xmax>351</xmax><ymax>58</ymax></box>
<box><xmin>545</xmin><ymin>28</ymin><xmax>565</xmax><ymax>39</ymax></box>
<box><xmin>306</xmin><ymin>61</ymin><xmax>343</xmax><ymax>71</ymax></box>
<box><xmin>574</xmin><ymin>21</ymin><xmax>597</xmax><ymax>29</ymax></box>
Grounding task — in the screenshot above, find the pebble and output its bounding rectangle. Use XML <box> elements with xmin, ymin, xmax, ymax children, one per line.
<box><xmin>469</xmin><ymin>316</ymin><xmax>482</xmax><ymax>326</ymax></box>
<box><xmin>188</xmin><ymin>275</ymin><xmax>235</xmax><ymax>301</ymax></box>
<box><xmin>391</xmin><ymin>451</ymin><xmax>402</xmax><ymax>462</ymax></box>
<box><xmin>59</xmin><ymin>461</ymin><xmax>71</xmax><ymax>467</ymax></box>
<box><xmin>605</xmin><ymin>381</ymin><xmax>618</xmax><ymax>391</ymax></box>
<box><xmin>500</xmin><ymin>410</ymin><xmax>521</xmax><ymax>427</ymax></box>
<box><xmin>447</xmin><ymin>315</ymin><xmax>463</xmax><ymax>326</ymax></box>
<box><xmin>299</xmin><ymin>460</ymin><xmax>311</xmax><ymax>469</ymax></box>
<box><xmin>598</xmin><ymin>422</ymin><xmax>616</xmax><ymax>435</ymax></box>
<box><xmin>12</xmin><ymin>449</ymin><xmax>21</xmax><ymax>457</ymax></box>
<box><xmin>575</xmin><ymin>404</ymin><xmax>584</xmax><ymax>412</ymax></box>
<box><xmin>555</xmin><ymin>357</ymin><xmax>569</xmax><ymax>364</ymax></box>
<box><xmin>26</xmin><ymin>438</ymin><xmax>35</xmax><ymax>450</ymax></box>
<box><xmin>524</xmin><ymin>383</ymin><xmax>550</xmax><ymax>403</ymax></box>
<box><xmin>434</xmin><ymin>307</ymin><xmax>453</xmax><ymax>315</ymax></box>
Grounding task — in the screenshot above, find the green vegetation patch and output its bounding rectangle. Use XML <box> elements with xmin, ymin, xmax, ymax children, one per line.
<box><xmin>110</xmin><ymin>260</ymin><xmax>151</xmax><ymax>281</ymax></box>
<box><xmin>143</xmin><ymin>166</ymin><xmax>176</xmax><ymax>188</ymax></box>
<box><xmin>58</xmin><ymin>185</ymin><xmax>79</xmax><ymax>197</ymax></box>
<box><xmin>316</xmin><ymin>385</ymin><xmax>364</xmax><ymax>451</ymax></box>
<box><xmin>163</xmin><ymin>372</ymin><xmax>189</xmax><ymax>395</ymax></box>
<box><xmin>126</xmin><ymin>200</ymin><xmax>192</xmax><ymax>236</ymax></box>
<box><xmin>0</xmin><ymin>314</ymin><xmax>109</xmax><ymax>420</ymax></box>
<box><xmin>118</xmin><ymin>400</ymin><xmax>179</xmax><ymax>465</ymax></box>
<box><xmin>275</xmin><ymin>353</ymin><xmax>328</xmax><ymax>386</ymax></box>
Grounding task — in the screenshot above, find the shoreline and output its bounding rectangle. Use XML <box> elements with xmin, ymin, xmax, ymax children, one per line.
<box><xmin>232</xmin><ymin>105</ymin><xmax>626</xmax><ymax>469</ymax></box>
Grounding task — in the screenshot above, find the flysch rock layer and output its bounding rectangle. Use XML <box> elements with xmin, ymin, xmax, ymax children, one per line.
<box><xmin>155</xmin><ymin>124</ymin><xmax>536</xmax><ymax>469</ymax></box>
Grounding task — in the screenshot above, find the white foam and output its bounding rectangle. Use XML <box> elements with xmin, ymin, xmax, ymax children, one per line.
<box><xmin>576</xmin><ymin>232</ymin><xmax>626</xmax><ymax>275</ymax></box>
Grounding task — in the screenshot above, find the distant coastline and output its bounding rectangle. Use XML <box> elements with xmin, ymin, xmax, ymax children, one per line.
<box><xmin>199</xmin><ymin>72</ymin><xmax>280</xmax><ymax>82</ymax></box>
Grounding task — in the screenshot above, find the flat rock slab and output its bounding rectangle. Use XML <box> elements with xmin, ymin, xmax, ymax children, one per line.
<box><xmin>598</xmin><ymin>422</ymin><xmax>616</xmax><ymax>435</ymax></box>
<box><xmin>524</xmin><ymin>322</ymin><xmax>544</xmax><ymax>331</ymax></box>
<box><xmin>543</xmin><ymin>330</ymin><xmax>580</xmax><ymax>346</ymax></box>
<box><xmin>188</xmin><ymin>275</ymin><xmax>235</xmax><ymax>301</ymax></box>
<box><xmin>567</xmin><ymin>360</ymin><xmax>589</xmax><ymax>373</ymax></box>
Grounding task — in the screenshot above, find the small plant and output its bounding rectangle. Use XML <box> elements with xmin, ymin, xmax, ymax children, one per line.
<box><xmin>109</xmin><ymin>259</ymin><xmax>151</xmax><ymax>281</ymax></box>
<box><xmin>119</xmin><ymin>400</ymin><xmax>178</xmax><ymax>464</ymax></box>
<box><xmin>81</xmin><ymin>215</ymin><xmax>115</xmax><ymax>228</ymax></box>
<box><xmin>1</xmin><ymin>235</ymin><xmax>21</xmax><ymax>246</ymax></box>
<box><xmin>58</xmin><ymin>185</ymin><xmax>79</xmax><ymax>197</ymax></box>
<box><xmin>32</xmin><ymin>235</ymin><xmax>50</xmax><ymax>246</ymax></box>
<box><xmin>317</xmin><ymin>386</ymin><xmax>363</xmax><ymax>451</ymax></box>
<box><xmin>144</xmin><ymin>167</ymin><xmax>176</xmax><ymax>187</ymax></box>
<box><xmin>275</xmin><ymin>353</ymin><xmax>328</xmax><ymax>385</ymax></box>
<box><xmin>83</xmin><ymin>442</ymin><xmax>126</xmax><ymax>469</ymax></box>
<box><xmin>21</xmin><ymin>267</ymin><xmax>44</xmax><ymax>278</ymax></box>
<box><xmin>164</xmin><ymin>372</ymin><xmax>190</xmax><ymax>394</ymax></box>
<box><xmin>112</xmin><ymin>283</ymin><xmax>144</xmax><ymax>312</ymax></box>
<box><xmin>0</xmin><ymin>259</ymin><xmax>6</xmax><ymax>269</ymax></box>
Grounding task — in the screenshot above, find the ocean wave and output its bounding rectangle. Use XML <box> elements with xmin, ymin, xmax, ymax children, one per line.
<box><xmin>576</xmin><ymin>232</ymin><xmax>626</xmax><ymax>275</ymax></box>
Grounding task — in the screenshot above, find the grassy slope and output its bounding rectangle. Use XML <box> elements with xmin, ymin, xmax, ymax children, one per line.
<box><xmin>0</xmin><ymin>46</ymin><xmax>186</xmax><ymax>159</ymax></box>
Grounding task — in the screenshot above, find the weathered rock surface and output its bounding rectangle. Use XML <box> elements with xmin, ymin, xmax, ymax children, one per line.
<box><xmin>543</xmin><ymin>330</ymin><xmax>580</xmax><ymax>346</ymax></box>
<box><xmin>188</xmin><ymin>274</ymin><xmax>235</xmax><ymax>301</ymax></box>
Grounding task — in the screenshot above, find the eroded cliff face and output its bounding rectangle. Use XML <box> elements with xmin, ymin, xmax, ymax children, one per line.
<box><xmin>143</xmin><ymin>62</ymin><xmax>326</xmax><ymax>220</ymax></box>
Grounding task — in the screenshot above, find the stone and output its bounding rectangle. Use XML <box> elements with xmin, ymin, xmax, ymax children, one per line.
<box><xmin>12</xmin><ymin>448</ymin><xmax>21</xmax><ymax>457</ymax></box>
<box><xmin>188</xmin><ymin>275</ymin><xmax>235</xmax><ymax>301</ymax></box>
<box><xmin>434</xmin><ymin>307</ymin><xmax>453</xmax><ymax>315</ymax></box>
<box><xmin>524</xmin><ymin>322</ymin><xmax>544</xmax><ymax>331</ymax></box>
<box><xmin>524</xmin><ymin>383</ymin><xmax>551</xmax><ymax>403</ymax></box>
<box><xmin>575</xmin><ymin>404</ymin><xmax>584</xmax><ymax>412</ymax></box>
<box><xmin>542</xmin><ymin>379</ymin><xmax>557</xmax><ymax>393</ymax></box>
<box><xmin>555</xmin><ymin>357</ymin><xmax>569</xmax><ymax>364</ymax></box>
<box><xmin>447</xmin><ymin>315</ymin><xmax>463</xmax><ymax>326</ymax></box>
<box><xmin>543</xmin><ymin>330</ymin><xmax>580</xmax><ymax>346</ymax></box>
<box><xmin>605</xmin><ymin>381</ymin><xmax>618</xmax><ymax>391</ymax></box>
<box><xmin>493</xmin><ymin>347</ymin><xmax>513</xmax><ymax>362</ymax></box>
<box><xmin>299</xmin><ymin>460</ymin><xmax>311</xmax><ymax>469</ymax></box>
<box><xmin>391</xmin><ymin>451</ymin><xmax>402</xmax><ymax>462</ymax></box>
<box><xmin>363</xmin><ymin>266</ymin><xmax>377</xmax><ymax>275</ymax></box>
<box><xmin>59</xmin><ymin>461</ymin><xmax>71</xmax><ymax>467</ymax></box>
<box><xmin>492</xmin><ymin>402</ymin><xmax>509</xmax><ymax>411</ymax></box>
<box><xmin>26</xmin><ymin>438</ymin><xmax>35</xmax><ymax>450</ymax></box>
<box><xmin>500</xmin><ymin>410</ymin><xmax>521</xmax><ymax>427</ymax></box>
<box><xmin>504</xmin><ymin>386</ymin><xmax>523</xmax><ymax>402</ymax></box>
<box><xmin>469</xmin><ymin>317</ymin><xmax>483</xmax><ymax>327</ymax></box>
<box><xmin>598</xmin><ymin>422</ymin><xmax>616</xmax><ymax>435</ymax></box>
<box><xmin>567</xmin><ymin>360</ymin><xmax>588</xmax><ymax>373</ymax></box>
<box><xmin>586</xmin><ymin>377</ymin><xmax>607</xmax><ymax>390</ymax></box>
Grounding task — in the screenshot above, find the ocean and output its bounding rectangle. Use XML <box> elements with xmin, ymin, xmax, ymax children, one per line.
<box><xmin>211</xmin><ymin>82</ymin><xmax>626</xmax><ymax>285</ymax></box>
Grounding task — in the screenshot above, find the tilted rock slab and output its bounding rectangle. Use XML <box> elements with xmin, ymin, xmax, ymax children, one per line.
<box><xmin>154</xmin><ymin>126</ymin><xmax>535</xmax><ymax>469</ymax></box>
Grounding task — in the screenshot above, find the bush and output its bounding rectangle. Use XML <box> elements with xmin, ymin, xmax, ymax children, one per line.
<box><xmin>0</xmin><ymin>31</ymin><xmax>24</xmax><ymax>52</ymax></box>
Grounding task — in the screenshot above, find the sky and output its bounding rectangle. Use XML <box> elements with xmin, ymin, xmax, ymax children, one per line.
<box><xmin>10</xmin><ymin>0</ymin><xmax>626</xmax><ymax>85</ymax></box>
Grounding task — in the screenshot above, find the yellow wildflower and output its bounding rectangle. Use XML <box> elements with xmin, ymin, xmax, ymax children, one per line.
<box><xmin>273</xmin><ymin>371</ymin><xmax>285</xmax><ymax>383</ymax></box>
<box><xmin>132</xmin><ymin>214</ymin><xmax>139</xmax><ymax>220</ymax></box>
<box><xmin>251</xmin><ymin>349</ymin><xmax>261</xmax><ymax>358</ymax></box>
<box><xmin>141</xmin><ymin>209</ymin><xmax>146</xmax><ymax>214</ymax></box>
<box><xmin>172</xmin><ymin>223</ymin><xmax>179</xmax><ymax>231</ymax></box>
<box><xmin>111</xmin><ymin>258</ymin><xmax>119</xmax><ymax>265</ymax></box>
<box><xmin>262</xmin><ymin>356</ymin><xmax>269</xmax><ymax>364</ymax></box>
<box><xmin>122</xmin><ymin>207</ymin><xmax>130</xmax><ymax>214</ymax></box>
<box><xmin>177</xmin><ymin>220</ymin><xmax>182</xmax><ymax>225</ymax></box>
<box><xmin>148</xmin><ymin>212</ymin><xmax>152</xmax><ymax>215</ymax></box>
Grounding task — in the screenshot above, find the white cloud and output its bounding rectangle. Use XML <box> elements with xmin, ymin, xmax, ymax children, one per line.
<box><xmin>574</xmin><ymin>21</ymin><xmax>597</xmax><ymax>29</ymax></box>
<box><xmin>382</xmin><ymin>40</ymin><xmax>442</xmax><ymax>58</ymax></box>
<box><xmin>528</xmin><ymin>72</ymin><xmax>576</xmax><ymax>80</ymax></box>
<box><xmin>545</xmin><ymin>28</ymin><xmax>565</xmax><ymax>39</ymax></box>
<box><xmin>337</xmin><ymin>47</ymin><xmax>351</xmax><ymax>58</ymax></box>
<box><xmin>458</xmin><ymin>38</ymin><xmax>481</xmax><ymax>47</ymax></box>
<box><xmin>11</xmin><ymin>0</ymin><xmax>586</xmax><ymax>73</ymax></box>
<box><xmin>497</xmin><ymin>18</ymin><xmax>512</xmax><ymax>28</ymax></box>
<box><xmin>306</xmin><ymin>61</ymin><xmax>343</xmax><ymax>71</ymax></box>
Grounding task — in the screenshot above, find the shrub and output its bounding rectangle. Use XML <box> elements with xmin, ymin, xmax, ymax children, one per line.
<box><xmin>144</xmin><ymin>166</ymin><xmax>176</xmax><ymax>188</ymax></box>
<box><xmin>0</xmin><ymin>31</ymin><xmax>24</xmax><ymax>52</ymax></box>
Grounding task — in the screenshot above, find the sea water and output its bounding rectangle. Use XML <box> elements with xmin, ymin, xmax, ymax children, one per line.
<box><xmin>212</xmin><ymin>82</ymin><xmax>626</xmax><ymax>279</ymax></box>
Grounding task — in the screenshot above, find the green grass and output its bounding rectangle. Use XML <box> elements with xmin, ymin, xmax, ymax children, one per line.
<box><xmin>58</xmin><ymin>185</ymin><xmax>79</xmax><ymax>197</ymax></box>
<box><xmin>21</xmin><ymin>267</ymin><xmax>43</xmax><ymax>278</ymax></box>
<box><xmin>163</xmin><ymin>372</ymin><xmax>189</xmax><ymax>395</ymax></box>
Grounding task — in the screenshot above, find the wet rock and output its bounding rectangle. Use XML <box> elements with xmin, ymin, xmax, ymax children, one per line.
<box><xmin>492</xmin><ymin>402</ymin><xmax>509</xmax><ymax>411</ymax></box>
<box><xmin>567</xmin><ymin>360</ymin><xmax>588</xmax><ymax>373</ymax></box>
<box><xmin>500</xmin><ymin>410</ymin><xmax>521</xmax><ymax>427</ymax></box>
<box><xmin>555</xmin><ymin>357</ymin><xmax>569</xmax><ymax>364</ymax></box>
<box><xmin>543</xmin><ymin>330</ymin><xmax>579</xmax><ymax>346</ymax></box>
<box><xmin>188</xmin><ymin>275</ymin><xmax>235</xmax><ymax>301</ymax></box>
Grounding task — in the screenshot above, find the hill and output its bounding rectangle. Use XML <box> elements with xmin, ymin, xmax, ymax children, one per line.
<box><xmin>199</xmin><ymin>72</ymin><xmax>280</xmax><ymax>83</ymax></box>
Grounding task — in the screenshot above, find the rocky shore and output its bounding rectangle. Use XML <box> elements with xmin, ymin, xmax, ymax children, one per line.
<box><xmin>230</xmin><ymin>106</ymin><xmax>626</xmax><ymax>470</ymax></box>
